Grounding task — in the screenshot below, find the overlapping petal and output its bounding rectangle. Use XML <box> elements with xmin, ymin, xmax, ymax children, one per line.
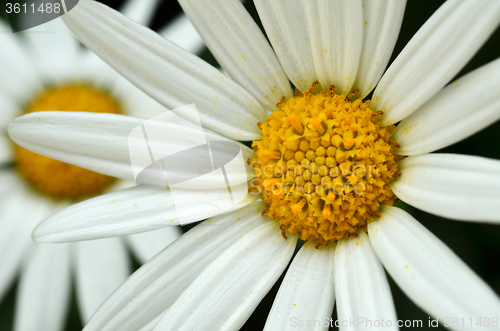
<box><xmin>179</xmin><ymin>0</ymin><xmax>292</xmax><ymax>111</ymax></box>
<box><xmin>369</xmin><ymin>206</ymin><xmax>500</xmax><ymax>330</ymax></box>
<box><xmin>393</xmin><ymin>154</ymin><xmax>500</xmax><ymax>223</ymax></box>
<box><xmin>393</xmin><ymin>58</ymin><xmax>500</xmax><ymax>155</ymax></box>
<box><xmin>372</xmin><ymin>0</ymin><xmax>500</xmax><ymax>125</ymax></box>
<box><xmin>63</xmin><ymin>0</ymin><xmax>266</xmax><ymax>140</ymax></box>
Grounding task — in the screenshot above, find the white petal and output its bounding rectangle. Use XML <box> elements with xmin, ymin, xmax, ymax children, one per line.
<box><xmin>0</xmin><ymin>21</ymin><xmax>42</xmax><ymax>103</ymax></box>
<box><xmin>63</xmin><ymin>0</ymin><xmax>266</xmax><ymax>140</ymax></box>
<box><xmin>304</xmin><ymin>0</ymin><xmax>363</xmax><ymax>94</ymax></box>
<box><xmin>154</xmin><ymin>222</ymin><xmax>297</xmax><ymax>331</ymax></box>
<box><xmin>126</xmin><ymin>227</ymin><xmax>183</xmax><ymax>264</ymax></box>
<box><xmin>264</xmin><ymin>243</ymin><xmax>335</xmax><ymax>331</ymax></box>
<box><xmin>23</xmin><ymin>17</ymin><xmax>81</xmax><ymax>83</ymax></box>
<box><xmin>84</xmin><ymin>202</ymin><xmax>271</xmax><ymax>331</ymax></box>
<box><xmin>119</xmin><ymin>0</ymin><xmax>162</xmax><ymax>26</ymax></box>
<box><xmin>0</xmin><ymin>134</ymin><xmax>13</xmax><ymax>164</ymax></box>
<box><xmin>394</xmin><ymin>58</ymin><xmax>500</xmax><ymax>155</ymax></box>
<box><xmin>158</xmin><ymin>13</ymin><xmax>205</xmax><ymax>55</ymax></box>
<box><xmin>9</xmin><ymin>111</ymin><xmax>256</xmax><ymax>182</ymax></box>
<box><xmin>75</xmin><ymin>238</ymin><xmax>131</xmax><ymax>322</ymax></box>
<box><xmin>353</xmin><ymin>0</ymin><xmax>407</xmax><ymax>98</ymax></box>
<box><xmin>372</xmin><ymin>0</ymin><xmax>500</xmax><ymax>125</ymax></box>
<box><xmin>393</xmin><ymin>154</ymin><xmax>500</xmax><ymax>223</ymax></box>
<box><xmin>179</xmin><ymin>0</ymin><xmax>292</xmax><ymax>111</ymax></box>
<box><xmin>369</xmin><ymin>206</ymin><xmax>500</xmax><ymax>330</ymax></box>
<box><xmin>14</xmin><ymin>244</ymin><xmax>71</xmax><ymax>331</ymax></box>
<box><xmin>254</xmin><ymin>0</ymin><xmax>317</xmax><ymax>92</ymax></box>
<box><xmin>9</xmin><ymin>112</ymin><xmax>140</xmax><ymax>181</ymax></box>
<box><xmin>0</xmin><ymin>180</ymin><xmax>56</xmax><ymax>300</ymax></box>
<box><xmin>334</xmin><ymin>232</ymin><xmax>397</xmax><ymax>331</ymax></box>
<box><xmin>33</xmin><ymin>183</ymin><xmax>259</xmax><ymax>243</ymax></box>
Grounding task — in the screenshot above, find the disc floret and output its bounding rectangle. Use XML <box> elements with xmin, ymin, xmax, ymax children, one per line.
<box><xmin>252</xmin><ymin>83</ymin><xmax>400</xmax><ymax>246</ymax></box>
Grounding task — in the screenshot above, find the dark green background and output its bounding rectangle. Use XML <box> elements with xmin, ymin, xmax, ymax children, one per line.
<box><xmin>1</xmin><ymin>0</ymin><xmax>499</xmax><ymax>330</ymax></box>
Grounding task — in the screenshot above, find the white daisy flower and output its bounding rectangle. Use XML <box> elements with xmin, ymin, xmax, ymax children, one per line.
<box><xmin>0</xmin><ymin>1</ymin><xmax>205</xmax><ymax>329</ymax></box>
<box><xmin>7</xmin><ymin>0</ymin><xmax>500</xmax><ymax>330</ymax></box>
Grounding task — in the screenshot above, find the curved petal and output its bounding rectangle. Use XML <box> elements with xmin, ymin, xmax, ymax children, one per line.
<box><xmin>8</xmin><ymin>111</ymin><xmax>256</xmax><ymax>182</ymax></box>
<box><xmin>254</xmin><ymin>0</ymin><xmax>317</xmax><ymax>92</ymax></box>
<box><xmin>334</xmin><ymin>232</ymin><xmax>397</xmax><ymax>330</ymax></box>
<box><xmin>63</xmin><ymin>0</ymin><xmax>266</xmax><ymax>140</ymax></box>
<box><xmin>0</xmin><ymin>179</ymin><xmax>58</xmax><ymax>301</ymax></box>
<box><xmin>264</xmin><ymin>243</ymin><xmax>335</xmax><ymax>331</ymax></box>
<box><xmin>33</xmin><ymin>183</ymin><xmax>259</xmax><ymax>243</ymax></box>
<box><xmin>74</xmin><ymin>238</ymin><xmax>131</xmax><ymax>323</ymax></box>
<box><xmin>368</xmin><ymin>206</ymin><xmax>500</xmax><ymax>330</ymax></box>
<box><xmin>83</xmin><ymin>202</ymin><xmax>270</xmax><ymax>331</ymax></box>
<box><xmin>373</xmin><ymin>0</ymin><xmax>500</xmax><ymax>126</ymax></box>
<box><xmin>14</xmin><ymin>244</ymin><xmax>71</xmax><ymax>331</ymax></box>
<box><xmin>304</xmin><ymin>0</ymin><xmax>363</xmax><ymax>94</ymax></box>
<box><xmin>154</xmin><ymin>222</ymin><xmax>297</xmax><ymax>331</ymax></box>
<box><xmin>394</xmin><ymin>57</ymin><xmax>500</xmax><ymax>156</ymax></box>
<box><xmin>9</xmin><ymin>112</ymin><xmax>141</xmax><ymax>181</ymax></box>
<box><xmin>179</xmin><ymin>0</ymin><xmax>292</xmax><ymax>111</ymax></box>
<box><xmin>353</xmin><ymin>0</ymin><xmax>407</xmax><ymax>98</ymax></box>
<box><xmin>126</xmin><ymin>227</ymin><xmax>183</xmax><ymax>264</ymax></box>
<box><xmin>119</xmin><ymin>0</ymin><xmax>162</xmax><ymax>26</ymax></box>
<box><xmin>393</xmin><ymin>154</ymin><xmax>500</xmax><ymax>223</ymax></box>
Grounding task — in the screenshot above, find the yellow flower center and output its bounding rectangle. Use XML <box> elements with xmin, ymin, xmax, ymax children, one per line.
<box><xmin>14</xmin><ymin>84</ymin><xmax>121</xmax><ymax>200</ymax></box>
<box><xmin>252</xmin><ymin>83</ymin><xmax>400</xmax><ymax>247</ymax></box>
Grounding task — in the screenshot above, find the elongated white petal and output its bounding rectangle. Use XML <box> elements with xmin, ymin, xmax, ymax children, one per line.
<box><xmin>154</xmin><ymin>222</ymin><xmax>296</xmax><ymax>331</ymax></box>
<box><xmin>373</xmin><ymin>0</ymin><xmax>500</xmax><ymax>125</ymax></box>
<box><xmin>23</xmin><ymin>17</ymin><xmax>81</xmax><ymax>83</ymax></box>
<box><xmin>0</xmin><ymin>180</ymin><xmax>57</xmax><ymax>300</ymax></box>
<box><xmin>33</xmin><ymin>182</ymin><xmax>259</xmax><ymax>242</ymax></box>
<box><xmin>14</xmin><ymin>244</ymin><xmax>71</xmax><ymax>331</ymax></box>
<box><xmin>304</xmin><ymin>0</ymin><xmax>363</xmax><ymax>94</ymax></box>
<box><xmin>0</xmin><ymin>135</ymin><xmax>13</xmax><ymax>164</ymax></box>
<box><xmin>393</xmin><ymin>154</ymin><xmax>500</xmax><ymax>223</ymax></box>
<box><xmin>83</xmin><ymin>202</ymin><xmax>269</xmax><ymax>331</ymax></box>
<box><xmin>159</xmin><ymin>13</ymin><xmax>205</xmax><ymax>55</ymax></box>
<box><xmin>63</xmin><ymin>0</ymin><xmax>266</xmax><ymax>140</ymax></box>
<box><xmin>394</xmin><ymin>58</ymin><xmax>500</xmax><ymax>155</ymax></box>
<box><xmin>9</xmin><ymin>112</ymin><xmax>140</xmax><ymax>181</ymax></box>
<box><xmin>334</xmin><ymin>232</ymin><xmax>397</xmax><ymax>331</ymax></box>
<box><xmin>369</xmin><ymin>206</ymin><xmax>500</xmax><ymax>330</ymax></box>
<box><xmin>264</xmin><ymin>244</ymin><xmax>335</xmax><ymax>331</ymax></box>
<box><xmin>179</xmin><ymin>0</ymin><xmax>292</xmax><ymax>111</ymax></box>
<box><xmin>353</xmin><ymin>0</ymin><xmax>406</xmax><ymax>98</ymax></box>
<box><xmin>254</xmin><ymin>0</ymin><xmax>317</xmax><ymax>92</ymax></box>
<box><xmin>0</xmin><ymin>21</ymin><xmax>42</xmax><ymax>103</ymax></box>
<box><xmin>119</xmin><ymin>0</ymin><xmax>162</xmax><ymax>26</ymax></box>
<box><xmin>126</xmin><ymin>227</ymin><xmax>183</xmax><ymax>263</ymax></box>
<box><xmin>75</xmin><ymin>238</ymin><xmax>131</xmax><ymax>322</ymax></box>
<box><xmin>9</xmin><ymin>111</ymin><xmax>256</xmax><ymax>181</ymax></box>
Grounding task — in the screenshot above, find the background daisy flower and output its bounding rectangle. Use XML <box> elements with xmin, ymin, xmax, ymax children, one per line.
<box><xmin>6</xmin><ymin>0</ymin><xmax>500</xmax><ymax>330</ymax></box>
<box><xmin>0</xmin><ymin>1</ymin><xmax>205</xmax><ymax>329</ymax></box>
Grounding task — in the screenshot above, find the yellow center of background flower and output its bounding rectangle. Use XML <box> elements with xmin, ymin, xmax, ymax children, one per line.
<box><xmin>252</xmin><ymin>83</ymin><xmax>400</xmax><ymax>247</ymax></box>
<box><xmin>15</xmin><ymin>84</ymin><xmax>121</xmax><ymax>200</ymax></box>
